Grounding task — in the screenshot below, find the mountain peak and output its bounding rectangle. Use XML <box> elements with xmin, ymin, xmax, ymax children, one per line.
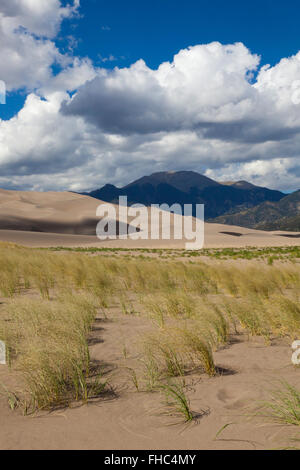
<box><xmin>83</xmin><ymin>170</ymin><xmax>285</xmax><ymax>220</ymax></box>
<box><xmin>221</xmin><ymin>180</ymin><xmax>259</xmax><ymax>190</ymax></box>
<box><xmin>125</xmin><ymin>170</ymin><xmax>220</xmax><ymax>193</ymax></box>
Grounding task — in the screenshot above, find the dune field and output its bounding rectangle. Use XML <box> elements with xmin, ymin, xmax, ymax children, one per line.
<box><xmin>0</xmin><ymin>189</ymin><xmax>300</xmax><ymax>248</ymax></box>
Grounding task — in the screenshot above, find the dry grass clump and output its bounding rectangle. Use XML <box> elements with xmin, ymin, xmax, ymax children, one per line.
<box><xmin>223</xmin><ymin>297</ymin><xmax>271</xmax><ymax>340</ymax></box>
<box><xmin>258</xmin><ymin>381</ymin><xmax>300</xmax><ymax>426</ymax></box>
<box><xmin>0</xmin><ymin>292</ymin><xmax>102</xmax><ymax>411</ymax></box>
<box><xmin>181</xmin><ymin>263</ymin><xmax>219</xmax><ymax>295</ymax></box>
<box><xmin>207</xmin><ymin>263</ymin><xmax>300</xmax><ymax>299</ymax></box>
<box><xmin>142</xmin><ymin>293</ymin><xmax>229</xmax><ymax>348</ymax></box>
<box><xmin>0</xmin><ymin>247</ymin><xmax>23</xmax><ymax>297</ymax></box>
<box><xmin>139</xmin><ymin>326</ymin><xmax>215</xmax><ymax>389</ymax></box>
<box><xmin>159</xmin><ymin>380</ymin><xmax>194</xmax><ymax>422</ymax></box>
<box><xmin>179</xmin><ymin>327</ymin><xmax>216</xmax><ymax>376</ymax></box>
<box><xmin>222</xmin><ymin>293</ymin><xmax>300</xmax><ymax>341</ymax></box>
<box><xmin>204</xmin><ymin>304</ymin><xmax>229</xmax><ymax>346</ymax></box>
<box><xmin>270</xmin><ymin>296</ymin><xmax>300</xmax><ymax>339</ymax></box>
<box><xmin>142</xmin><ymin>292</ymin><xmax>196</xmax><ymax>328</ymax></box>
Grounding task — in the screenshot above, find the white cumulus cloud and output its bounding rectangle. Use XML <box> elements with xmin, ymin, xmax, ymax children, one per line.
<box><xmin>0</xmin><ymin>0</ymin><xmax>80</xmax><ymax>91</ymax></box>
<box><xmin>1</xmin><ymin>35</ymin><xmax>300</xmax><ymax>192</ymax></box>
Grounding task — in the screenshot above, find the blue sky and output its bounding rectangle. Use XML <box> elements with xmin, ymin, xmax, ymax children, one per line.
<box><xmin>3</xmin><ymin>0</ymin><xmax>300</xmax><ymax>120</ymax></box>
<box><xmin>0</xmin><ymin>0</ymin><xmax>300</xmax><ymax>192</ymax></box>
<box><xmin>71</xmin><ymin>0</ymin><xmax>300</xmax><ymax>68</ymax></box>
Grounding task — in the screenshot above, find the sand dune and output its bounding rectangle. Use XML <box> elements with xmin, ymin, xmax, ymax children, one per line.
<box><xmin>0</xmin><ymin>189</ymin><xmax>102</xmax><ymax>235</ymax></box>
<box><xmin>0</xmin><ymin>188</ymin><xmax>300</xmax><ymax>248</ymax></box>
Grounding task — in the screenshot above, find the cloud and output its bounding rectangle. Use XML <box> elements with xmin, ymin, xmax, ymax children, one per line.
<box><xmin>205</xmin><ymin>158</ymin><xmax>300</xmax><ymax>192</ymax></box>
<box><xmin>0</xmin><ymin>0</ymin><xmax>79</xmax><ymax>38</ymax></box>
<box><xmin>98</xmin><ymin>54</ymin><xmax>118</xmax><ymax>63</ymax></box>
<box><xmin>62</xmin><ymin>42</ymin><xmax>300</xmax><ymax>148</ymax></box>
<box><xmin>62</xmin><ymin>43</ymin><xmax>262</xmax><ymax>136</ymax></box>
<box><xmin>0</xmin><ymin>0</ymin><xmax>80</xmax><ymax>91</ymax></box>
<box><xmin>38</xmin><ymin>57</ymin><xmax>97</xmax><ymax>97</ymax></box>
<box><xmin>2</xmin><ymin>38</ymin><xmax>300</xmax><ymax>192</ymax></box>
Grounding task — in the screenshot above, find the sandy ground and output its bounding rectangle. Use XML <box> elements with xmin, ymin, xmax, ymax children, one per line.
<box><xmin>0</xmin><ymin>304</ymin><xmax>298</xmax><ymax>450</ymax></box>
<box><xmin>1</xmin><ymin>188</ymin><xmax>300</xmax><ymax>248</ymax></box>
<box><xmin>0</xmin><ymin>226</ymin><xmax>300</xmax><ymax>249</ymax></box>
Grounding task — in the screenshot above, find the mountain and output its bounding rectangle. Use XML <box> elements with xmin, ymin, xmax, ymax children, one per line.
<box><xmin>221</xmin><ymin>180</ymin><xmax>261</xmax><ymax>190</ymax></box>
<box><xmin>125</xmin><ymin>171</ymin><xmax>220</xmax><ymax>192</ymax></box>
<box><xmin>212</xmin><ymin>190</ymin><xmax>300</xmax><ymax>231</ymax></box>
<box><xmin>83</xmin><ymin>171</ymin><xmax>285</xmax><ymax>219</ymax></box>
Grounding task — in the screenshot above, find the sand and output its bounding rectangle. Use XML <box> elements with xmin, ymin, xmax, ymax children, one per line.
<box><xmin>0</xmin><ymin>189</ymin><xmax>102</xmax><ymax>235</ymax></box>
<box><xmin>0</xmin><ymin>305</ymin><xmax>298</xmax><ymax>450</ymax></box>
<box><xmin>0</xmin><ymin>188</ymin><xmax>300</xmax><ymax>248</ymax></box>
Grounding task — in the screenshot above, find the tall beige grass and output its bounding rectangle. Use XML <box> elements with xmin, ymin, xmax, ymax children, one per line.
<box><xmin>0</xmin><ymin>291</ymin><xmax>101</xmax><ymax>411</ymax></box>
<box><xmin>1</xmin><ymin>242</ymin><xmax>300</xmax><ymax>413</ymax></box>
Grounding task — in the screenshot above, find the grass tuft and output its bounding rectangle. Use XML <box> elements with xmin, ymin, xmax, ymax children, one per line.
<box><xmin>159</xmin><ymin>380</ymin><xmax>194</xmax><ymax>422</ymax></box>
<box><xmin>258</xmin><ymin>382</ymin><xmax>300</xmax><ymax>426</ymax></box>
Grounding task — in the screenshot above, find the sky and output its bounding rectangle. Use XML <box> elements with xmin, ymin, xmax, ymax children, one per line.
<box><xmin>0</xmin><ymin>0</ymin><xmax>300</xmax><ymax>192</ymax></box>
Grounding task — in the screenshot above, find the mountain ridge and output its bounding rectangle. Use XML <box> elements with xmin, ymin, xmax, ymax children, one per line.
<box><xmin>83</xmin><ymin>170</ymin><xmax>285</xmax><ymax>219</ymax></box>
<box><xmin>212</xmin><ymin>190</ymin><xmax>300</xmax><ymax>231</ymax></box>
